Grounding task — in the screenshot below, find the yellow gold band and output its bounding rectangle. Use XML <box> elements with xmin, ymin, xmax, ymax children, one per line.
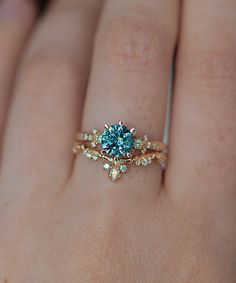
<box><xmin>72</xmin><ymin>121</ymin><xmax>167</xmax><ymax>181</ymax></box>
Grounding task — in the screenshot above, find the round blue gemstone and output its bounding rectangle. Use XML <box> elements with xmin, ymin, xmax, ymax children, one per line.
<box><xmin>101</xmin><ymin>124</ymin><xmax>134</xmax><ymax>157</ymax></box>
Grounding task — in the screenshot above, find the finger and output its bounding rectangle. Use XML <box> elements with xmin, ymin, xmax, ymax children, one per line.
<box><xmin>0</xmin><ymin>0</ymin><xmax>36</xmax><ymax>142</ymax></box>
<box><xmin>0</xmin><ymin>0</ymin><xmax>102</xmax><ymax>201</ymax></box>
<box><xmin>73</xmin><ymin>0</ymin><xmax>179</xmax><ymax>200</ymax></box>
<box><xmin>167</xmin><ymin>0</ymin><xmax>236</xmax><ymax>199</ymax></box>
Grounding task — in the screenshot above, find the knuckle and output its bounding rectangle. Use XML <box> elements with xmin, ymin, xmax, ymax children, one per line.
<box><xmin>21</xmin><ymin>54</ymin><xmax>81</xmax><ymax>93</ymax></box>
<box><xmin>98</xmin><ymin>11</ymin><xmax>172</xmax><ymax>73</ymax></box>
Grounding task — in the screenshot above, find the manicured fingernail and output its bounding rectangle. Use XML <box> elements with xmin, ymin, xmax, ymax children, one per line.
<box><xmin>0</xmin><ymin>0</ymin><xmax>32</xmax><ymax>18</ymax></box>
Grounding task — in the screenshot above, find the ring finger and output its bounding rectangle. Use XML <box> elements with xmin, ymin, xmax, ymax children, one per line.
<box><xmin>73</xmin><ymin>0</ymin><xmax>179</xmax><ymax>201</ymax></box>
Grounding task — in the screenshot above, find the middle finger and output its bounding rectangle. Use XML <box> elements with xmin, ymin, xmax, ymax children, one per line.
<box><xmin>0</xmin><ymin>0</ymin><xmax>102</xmax><ymax>202</ymax></box>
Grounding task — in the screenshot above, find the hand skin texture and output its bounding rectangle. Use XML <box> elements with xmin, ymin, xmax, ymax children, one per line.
<box><xmin>0</xmin><ymin>0</ymin><xmax>236</xmax><ymax>282</ymax></box>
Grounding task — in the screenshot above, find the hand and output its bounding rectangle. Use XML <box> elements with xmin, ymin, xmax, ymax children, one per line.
<box><xmin>0</xmin><ymin>0</ymin><xmax>235</xmax><ymax>282</ymax></box>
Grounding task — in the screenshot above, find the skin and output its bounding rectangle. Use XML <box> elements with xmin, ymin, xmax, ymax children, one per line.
<box><xmin>0</xmin><ymin>0</ymin><xmax>236</xmax><ymax>282</ymax></box>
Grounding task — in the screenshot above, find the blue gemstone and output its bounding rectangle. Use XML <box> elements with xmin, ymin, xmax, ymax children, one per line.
<box><xmin>101</xmin><ymin>124</ymin><xmax>134</xmax><ymax>157</ymax></box>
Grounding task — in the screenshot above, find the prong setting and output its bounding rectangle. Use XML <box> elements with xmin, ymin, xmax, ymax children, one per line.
<box><xmin>130</xmin><ymin>128</ymin><xmax>136</xmax><ymax>136</ymax></box>
<box><xmin>126</xmin><ymin>152</ymin><xmax>132</xmax><ymax>158</ymax></box>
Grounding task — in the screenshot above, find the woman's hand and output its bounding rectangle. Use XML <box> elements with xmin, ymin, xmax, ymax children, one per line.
<box><xmin>0</xmin><ymin>0</ymin><xmax>236</xmax><ymax>282</ymax></box>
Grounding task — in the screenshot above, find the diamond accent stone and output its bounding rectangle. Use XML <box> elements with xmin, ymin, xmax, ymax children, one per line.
<box><xmin>92</xmin><ymin>155</ymin><xmax>99</xmax><ymax>161</ymax></box>
<box><xmin>91</xmin><ymin>141</ymin><xmax>97</xmax><ymax>148</ymax></box>
<box><xmin>109</xmin><ymin>168</ymin><xmax>120</xmax><ymax>181</ymax></box>
<box><xmin>103</xmin><ymin>163</ymin><xmax>110</xmax><ymax>171</ymax></box>
<box><xmin>88</xmin><ymin>135</ymin><xmax>93</xmax><ymax>141</ymax></box>
<box><xmin>134</xmin><ymin>139</ymin><xmax>143</xmax><ymax>149</ymax></box>
<box><xmin>141</xmin><ymin>158</ymin><xmax>149</xmax><ymax>166</ymax></box>
<box><xmin>120</xmin><ymin>164</ymin><xmax>128</xmax><ymax>172</ymax></box>
<box><xmin>83</xmin><ymin>149</ymin><xmax>100</xmax><ymax>160</ymax></box>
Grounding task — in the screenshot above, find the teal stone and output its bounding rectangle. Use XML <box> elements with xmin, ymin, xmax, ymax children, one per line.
<box><xmin>101</xmin><ymin>124</ymin><xmax>134</xmax><ymax>157</ymax></box>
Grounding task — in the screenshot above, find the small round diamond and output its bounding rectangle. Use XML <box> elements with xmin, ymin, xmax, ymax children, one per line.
<box><xmin>120</xmin><ymin>164</ymin><xmax>128</xmax><ymax>172</ymax></box>
<box><xmin>141</xmin><ymin>159</ymin><xmax>149</xmax><ymax>166</ymax></box>
<box><xmin>103</xmin><ymin>163</ymin><xmax>110</xmax><ymax>171</ymax></box>
<box><xmin>92</xmin><ymin>155</ymin><xmax>99</xmax><ymax>160</ymax></box>
<box><xmin>134</xmin><ymin>139</ymin><xmax>143</xmax><ymax>149</ymax></box>
<box><xmin>101</xmin><ymin>124</ymin><xmax>134</xmax><ymax>157</ymax></box>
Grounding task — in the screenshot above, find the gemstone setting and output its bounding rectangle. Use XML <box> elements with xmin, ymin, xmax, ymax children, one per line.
<box><xmin>101</xmin><ymin>124</ymin><xmax>134</xmax><ymax>157</ymax></box>
<box><xmin>73</xmin><ymin>121</ymin><xmax>167</xmax><ymax>182</ymax></box>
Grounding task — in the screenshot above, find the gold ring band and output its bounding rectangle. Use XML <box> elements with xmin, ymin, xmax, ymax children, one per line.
<box><xmin>72</xmin><ymin>121</ymin><xmax>167</xmax><ymax>181</ymax></box>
